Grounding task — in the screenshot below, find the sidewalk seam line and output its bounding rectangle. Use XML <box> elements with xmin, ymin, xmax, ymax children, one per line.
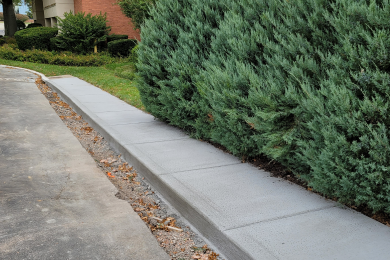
<box><xmin>224</xmin><ymin>205</ymin><xmax>336</xmax><ymax>231</ymax></box>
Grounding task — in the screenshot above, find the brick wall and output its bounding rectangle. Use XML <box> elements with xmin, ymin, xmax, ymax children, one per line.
<box><xmin>75</xmin><ymin>0</ymin><xmax>140</xmax><ymax>40</ymax></box>
<box><xmin>74</xmin><ymin>0</ymin><xmax>82</xmax><ymax>14</ymax></box>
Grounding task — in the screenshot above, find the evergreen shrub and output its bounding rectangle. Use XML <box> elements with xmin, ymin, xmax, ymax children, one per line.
<box><xmin>108</xmin><ymin>39</ymin><xmax>137</xmax><ymax>57</ymax></box>
<box><xmin>16</xmin><ymin>20</ymin><xmax>25</xmax><ymax>30</ymax></box>
<box><xmin>116</xmin><ymin>0</ymin><xmax>156</xmax><ymax>30</ymax></box>
<box><xmin>54</xmin><ymin>11</ymin><xmax>111</xmax><ymax>54</ymax></box>
<box><xmin>49</xmin><ymin>37</ymin><xmax>66</xmax><ymax>52</ymax></box>
<box><xmin>26</xmin><ymin>23</ymin><xmax>43</xmax><ymax>29</ymax></box>
<box><xmin>15</xmin><ymin>27</ymin><xmax>58</xmax><ymax>50</ymax></box>
<box><xmin>107</xmin><ymin>34</ymin><xmax>128</xmax><ymax>42</ymax></box>
<box><xmin>0</xmin><ymin>44</ymin><xmax>115</xmax><ymax>66</ymax></box>
<box><xmin>138</xmin><ymin>0</ymin><xmax>390</xmax><ymax>213</ymax></box>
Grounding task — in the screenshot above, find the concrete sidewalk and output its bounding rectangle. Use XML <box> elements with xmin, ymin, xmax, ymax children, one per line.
<box><xmin>41</xmin><ymin>72</ymin><xmax>390</xmax><ymax>260</ymax></box>
<box><xmin>0</xmin><ymin>67</ymin><xmax>170</xmax><ymax>260</ymax></box>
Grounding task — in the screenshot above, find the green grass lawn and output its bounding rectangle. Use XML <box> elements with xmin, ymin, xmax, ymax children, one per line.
<box><xmin>0</xmin><ymin>58</ymin><xmax>145</xmax><ymax>111</ymax></box>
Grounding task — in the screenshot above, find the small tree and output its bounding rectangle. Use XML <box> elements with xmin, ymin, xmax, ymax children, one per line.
<box><xmin>55</xmin><ymin>11</ymin><xmax>111</xmax><ymax>54</ymax></box>
<box><xmin>116</xmin><ymin>0</ymin><xmax>156</xmax><ymax>30</ymax></box>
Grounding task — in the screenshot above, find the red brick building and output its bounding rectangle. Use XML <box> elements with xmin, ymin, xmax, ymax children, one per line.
<box><xmin>33</xmin><ymin>0</ymin><xmax>140</xmax><ymax>40</ymax></box>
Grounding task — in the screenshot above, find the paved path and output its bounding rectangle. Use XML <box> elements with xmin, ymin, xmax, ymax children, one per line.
<box><xmin>0</xmin><ymin>66</ymin><xmax>170</xmax><ymax>260</ymax></box>
<box><xmin>42</xmin><ymin>71</ymin><xmax>390</xmax><ymax>260</ymax></box>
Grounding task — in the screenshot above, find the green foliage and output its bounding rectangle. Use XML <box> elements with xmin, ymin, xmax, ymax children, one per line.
<box><xmin>130</xmin><ymin>44</ymin><xmax>139</xmax><ymax>63</ymax></box>
<box><xmin>0</xmin><ymin>44</ymin><xmax>115</xmax><ymax>66</ymax></box>
<box><xmin>108</xmin><ymin>39</ymin><xmax>137</xmax><ymax>57</ymax></box>
<box><xmin>0</xmin><ymin>38</ymin><xmax>5</xmax><ymax>46</ymax></box>
<box><xmin>50</xmin><ymin>37</ymin><xmax>65</xmax><ymax>52</ymax></box>
<box><xmin>2</xmin><ymin>36</ymin><xmax>16</xmax><ymax>45</ymax></box>
<box><xmin>15</xmin><ymin>26</ymin><xmax>58</xmax><ymax>50</ymax></box>
<box><xmin>26</xmin><ymin>22</ymin><xmax>42</xmax><ymax>28</ymax></box>
<box><xmin>107</xmin><ymin>34</ymin><xmax>128</xmax><ymax>42</ymax></box>
<box><xmin>16</xmin><ymin>20</ymin><xmax>25</xmax><ymax>30</ymax></box>
<box><xmin>55</xmin><ymin>11</ymin><xmax>111</xmax><ymax>54</ymax></box>
<box><xmin>138</xmin><ymin>0</ymin><xmax>390</xmax><ymax>213</ymax></box>
<box><xmin>116</xmin><ymin>0</ymin><xmax>156</xmax><ymax>29</ymax></box>
<box><xmin>138</xmin><ymin>0</ymin><xmax>228</xmax><ymax>134</ymax></box>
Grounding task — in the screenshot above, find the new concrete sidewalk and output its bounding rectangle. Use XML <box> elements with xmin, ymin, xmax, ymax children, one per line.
<box><xmin>21</xmin><ymin>69</ymin><xmax>390</xmax><ymax>259</ymax></box>
<box><xmin>0</xmin><ymin>66</ymin><xmax>170</xmax><ymax>260</ymax></box>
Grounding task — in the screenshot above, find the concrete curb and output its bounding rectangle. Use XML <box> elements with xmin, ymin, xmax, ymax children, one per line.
<box><xmin>44</xmin><ymin>77</ymin><xmax>247</xmax><ymax>260</ymax></box>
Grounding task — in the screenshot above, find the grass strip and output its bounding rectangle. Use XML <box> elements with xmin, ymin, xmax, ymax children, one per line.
<box><xmin>0</xmin><ymin>58</ymin><xmax>144</xmax><ymax>111</ymax></box>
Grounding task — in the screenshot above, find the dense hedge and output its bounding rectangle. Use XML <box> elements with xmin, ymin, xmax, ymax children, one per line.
<box><xmin>107</xmin><ymin>34</ymin><xmax>128</xmax><ymax>42</ymax></box>
<box><xmin>26</xmin><ymin>23</ymin><xmax>43</xmax><ymax>29</ymax></box>
<box><xmin>0</xmin><ymin>44</ymin><xmax>115</xmax><ymax>66</ymax></box>
<box><xmin>16</xmin><ymin>20</ymin><xmax>25</xmax><ymax>30</ymax></box>
<box><xmin>138</xmin><ymin>0</ymin><xmax>390</xmax><ymax>213</ymax></box>
<box><xmin>108</xmin><ymin>39</ymin><xmax>137</xmax><ymax>57</ymax></box>
<box><xmin>15</xmin><ymin>27</ymin><xmax>58</xmax><ymax>50</ymax></box>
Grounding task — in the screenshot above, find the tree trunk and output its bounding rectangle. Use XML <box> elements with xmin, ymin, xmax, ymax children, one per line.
<box><xmin>3</xmin><ymin>0</ymin><xmax>17</xmax><ymax>37</ymax></box>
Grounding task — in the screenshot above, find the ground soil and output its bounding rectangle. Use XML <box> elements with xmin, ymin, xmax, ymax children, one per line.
<box><xmin>35</xmin><ymin>78</ymin><xmax>221</xmax><ymax>260</ymax></box>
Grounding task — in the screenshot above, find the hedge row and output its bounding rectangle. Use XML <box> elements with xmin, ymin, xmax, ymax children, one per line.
<box><xmin>137</xmin><ymin>0</ymin><xmax>390</xmax><ymax>213</ymax></box>
<box><xmin>0</xmin><ymin>44</ymin><xmax>115</xmax><ymax>66</ymax></box>
<box><xmin>108</xmin><ymin>39</ymin><xmax>137</xmax><ymax>57</ymax></box>
<box><xmin>15</xmin><ymin>27</ymin><xmax>58</xmax><ymax>51</ymax></box>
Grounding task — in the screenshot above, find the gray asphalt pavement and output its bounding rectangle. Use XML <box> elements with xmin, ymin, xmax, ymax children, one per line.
<box><xmin>0</xmin><ymin>67</ymin><xmax>170</xmax><ymax>260</ymax></box>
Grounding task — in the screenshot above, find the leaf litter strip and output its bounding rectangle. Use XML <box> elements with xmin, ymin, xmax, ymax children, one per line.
<box><xmin>35</xmin><ymin>77</ymin><xmax>220</xmax><ymax>260</ymax></box>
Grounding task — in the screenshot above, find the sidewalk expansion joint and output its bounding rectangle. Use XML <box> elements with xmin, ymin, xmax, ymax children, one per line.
<box><xmin>224</xmin><ymin>205</ymin><xmax>336</xmax><ymax>231</ymax></box>
<box><xmin>159</xmin><ymin>162</ymin><xmax>243</xmax><ymax>176</ymax></box>
<box><xmin>127</xmin><ymin>137</ymin><xmax>189</xmax><ymax>145</ymax></box>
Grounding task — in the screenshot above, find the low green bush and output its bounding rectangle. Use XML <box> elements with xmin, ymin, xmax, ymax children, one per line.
<box><xmin>15</xmin><ymin>27</ymin><xmax>58</xmax><ymax>50</ymax></box>
<box><xmin>50</xmin><ymin>37</ymin><xmax>66</xmax><ymax>52</ymax></box>
<box><xmin>0</xmin><ymin>38</ymin><xmax>5</xmax><ymax>46</ymax></box>
<box><xmin>97</xmin><ymin>34</ymin><xmax>128</xmax><ymax>50</ymax></box>
<box><xmin>107</xmin><ymin>34</ymin><xmax>128</xmax><ymax>42</ymax></box>
<box><xmin>138</xmin><ymin>0</ymin><xmax>390</xmax><ymax>213</ymax></box>
<box><xmin>16</xmin><ymin>20</ymin><xmax>26</xmax><ymax>30</ymax></box>
<box><xmin>108</xmin><ymin>39</ymin><xmax>137</xmax><ymax>57</ymax></box>
<box><xmin>0</xmin><ymin>44</ymin><xmax>115</xmax><ymax>66</ymax></box>
<box><xmin>55</xmin><ymin>11</ymin><xmax>111</xmax><ymax>54</ymax></box>
<box><xmin>26</xmin><ymin>23</ymin><xmax>43</xmax><ymax>29</ymax></box>
<box><xmin>2</xmin><ymin>36</ymin><xmax>17</xmax><ymax>45</ymax></box>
